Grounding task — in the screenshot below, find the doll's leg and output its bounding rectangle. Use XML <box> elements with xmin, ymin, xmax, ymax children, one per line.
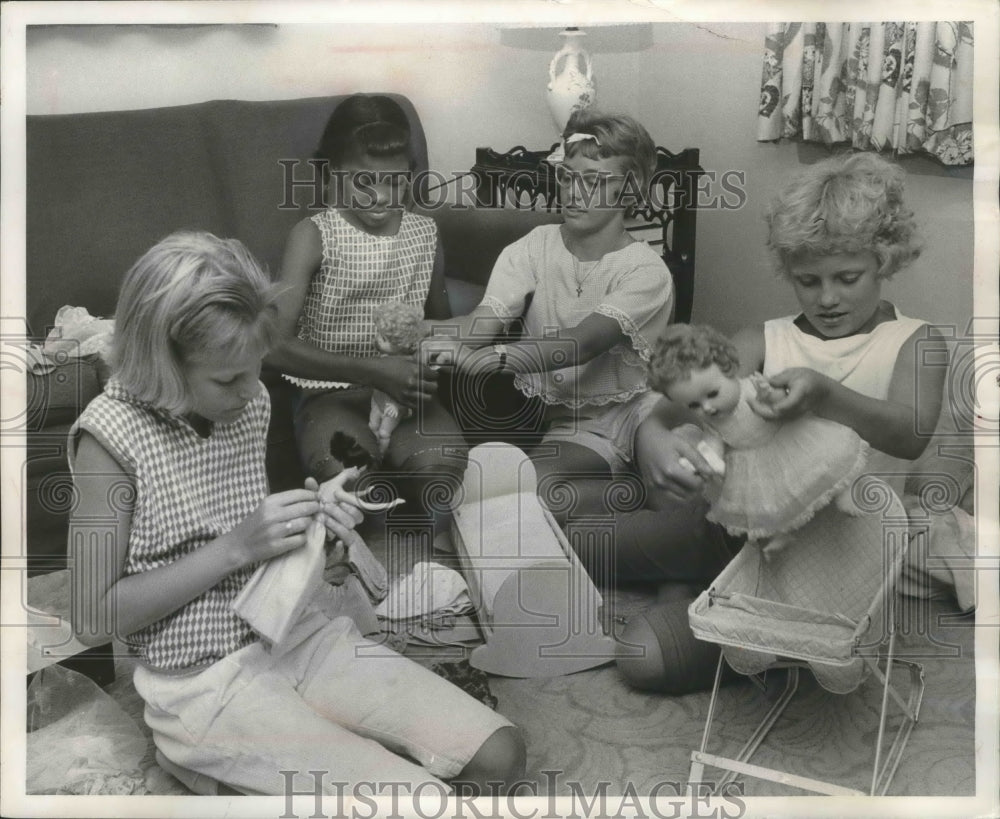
<box><xmin>368</xmin><ymin>394</ymin><xmax>385</xmax><ymax>441</ymax></box>
<box><xmin>376</xmin><ymin>404</ymin><xmax>403</xmax><ymax>456</ymax></box>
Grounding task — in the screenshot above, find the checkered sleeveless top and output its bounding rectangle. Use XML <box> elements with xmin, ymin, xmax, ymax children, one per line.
<box><xmin>69</xmin><ymin>380</ymin><xmax>270</xmax><ymax>671</ymax></box>
<box><xmin>297</xmin><ymin>208</ymin><xmax>436</xmax><ymax>359</ymax></box>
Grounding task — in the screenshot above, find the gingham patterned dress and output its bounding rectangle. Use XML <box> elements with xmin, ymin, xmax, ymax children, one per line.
<box><xmin>287</xmin><ymin>208</ymin><xmax>436</xmax><ymax>389</ymax></box>
<box><xmin>69</xmin><ymin>380</ymin><xmax>270</xmax><ymax>671</ymax></box>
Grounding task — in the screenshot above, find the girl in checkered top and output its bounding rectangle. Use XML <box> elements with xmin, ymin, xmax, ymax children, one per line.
<box><xmin>268</xmin><ymin>94</ymin><xmax>465</xmax><ymax>549</ymax></box>
<box><xmin>68</xmin><ymin>231</ymin><xmax>524</xmax><ymax>795</ymax></box>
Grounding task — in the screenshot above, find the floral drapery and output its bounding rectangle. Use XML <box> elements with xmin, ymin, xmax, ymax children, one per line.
<box><xmin>757</xmin><ymin>22</ymin><xmax>974</xmax><ymax>165</ymax></box>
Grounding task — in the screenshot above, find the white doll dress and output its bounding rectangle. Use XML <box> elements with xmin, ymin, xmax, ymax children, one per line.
<box><xmin>703</xmin><ymin>378</ymin><xmax>870</xmax><ymax>539</ymax></box>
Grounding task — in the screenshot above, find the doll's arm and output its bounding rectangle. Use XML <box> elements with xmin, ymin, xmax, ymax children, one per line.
<box><xmin>677</xmin><ymin>429</ymin><xmax>726</xmax><ymax>479</ymax></box>
<box><xmin>695</xmin><ymin>432</ymin><xmax>726</xmax><ymax>477</ymax></box>
<box><xmin>748</xmin><ymin>372</ymin><xmax>784</xmax><ymax>408</ymax></box>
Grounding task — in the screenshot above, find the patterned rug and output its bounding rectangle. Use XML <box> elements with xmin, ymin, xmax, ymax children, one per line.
<box><xmin>28</xmin><ymin>528</ymin><xmax>978</xmax><ymax>800</ymax></box>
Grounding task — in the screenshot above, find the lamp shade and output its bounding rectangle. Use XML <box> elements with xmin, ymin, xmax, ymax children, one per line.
<box><xmin>499</xmin><ymin>23</ymin><xmax>653</xmax><ymax>53</ymax></box>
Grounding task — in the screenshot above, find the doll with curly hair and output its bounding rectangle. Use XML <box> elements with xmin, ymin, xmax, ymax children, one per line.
<box><xmin>369</xmin><ymin>301</ymin><xmax>430</xmax><ymax>456</ymax></box>
<box><xmin>647</xmin><ymin>323</ymin><xmax>870</xmax><ymax>540</ymax></box>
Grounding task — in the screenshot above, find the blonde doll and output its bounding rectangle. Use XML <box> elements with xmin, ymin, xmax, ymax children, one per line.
<box><xmin>647</xmin><ymin>323</ymin><xmax>869</xmax><ymax>539</ymax></box>
<box><xmin>369</xmin><ymin>300</ymin><xmax>429</xmax><ymax>455</ymax></box>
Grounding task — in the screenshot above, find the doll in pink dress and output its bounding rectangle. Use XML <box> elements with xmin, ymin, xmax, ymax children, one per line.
<box><xmin>647</xmin><ymin>324</ymin><xmax>870</xmax><ymax>540</ymax></box>
<box><xmin>369</xmin><ymin>301</ymin><xmax>429</xmax><ymax>456</ymax></box>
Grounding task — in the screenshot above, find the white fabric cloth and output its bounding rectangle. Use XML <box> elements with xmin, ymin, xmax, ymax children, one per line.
<box><xmin>375</xmin><ymin>562</ymin><xmax>473</xmax><ymax>622</ymax></box>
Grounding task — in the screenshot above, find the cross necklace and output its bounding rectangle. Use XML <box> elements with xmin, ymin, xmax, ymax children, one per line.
<box><xmin>567</xmin><ymin>229</ymin><xmax>633</xmax><ymax>297</ymax></box>
<box><xmin>573</xmin><ymin>255</ymin><xmax>600</xmax><ymax>297</ymax></box>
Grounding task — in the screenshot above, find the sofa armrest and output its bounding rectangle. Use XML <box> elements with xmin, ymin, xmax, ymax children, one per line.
<box><xmin>26</xmin><ymin>355</ymin><xmax>105</xmax><ymax>431</ymax></box>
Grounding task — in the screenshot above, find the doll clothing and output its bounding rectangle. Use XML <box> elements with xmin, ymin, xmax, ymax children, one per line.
<box><xmin>704</xmin><ymin>378</ymin><xmax>870</xmax><ymax>539</ymax></box>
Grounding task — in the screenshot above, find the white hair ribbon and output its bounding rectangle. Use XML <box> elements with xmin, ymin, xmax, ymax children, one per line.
<box><xmin>546</xmin><ymin>132</ymin><xmax>601</xmax><ymax>163</ymax></box>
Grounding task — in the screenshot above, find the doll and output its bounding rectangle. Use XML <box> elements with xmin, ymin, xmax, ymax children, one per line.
<box><xmin>369</xmin><ymin>301</ymin><xmax>430</xmax><ymax>455</ymax></box>
<box><xmin>648</xmin><ymin>324</ymin><xmax>870</xmax><ymax>540</ymax></box>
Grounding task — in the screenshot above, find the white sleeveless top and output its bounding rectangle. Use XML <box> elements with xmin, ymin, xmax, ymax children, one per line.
<box><xmin>763</xmin><ymin>308</ymin><xmax>926</xmax><ymax>496</ymax></box>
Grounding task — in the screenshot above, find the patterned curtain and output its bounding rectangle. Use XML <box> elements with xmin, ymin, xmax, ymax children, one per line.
<box><xmin>757</xmin><ymin>22</ymin><xmax>974</xmax><ymax>166</ymax></box>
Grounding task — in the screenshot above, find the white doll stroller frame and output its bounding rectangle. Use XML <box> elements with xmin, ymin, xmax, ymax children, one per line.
<box><xmin>686</xmin><ymin>481</ymin><xmax>926</xmax><ymax>796</ymax></box>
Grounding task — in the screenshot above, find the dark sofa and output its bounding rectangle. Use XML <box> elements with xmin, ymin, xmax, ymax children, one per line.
<box><xmin>22</xmin><ymin>93</ymin><xmax>557</xmax><ymax>573</ymax></box>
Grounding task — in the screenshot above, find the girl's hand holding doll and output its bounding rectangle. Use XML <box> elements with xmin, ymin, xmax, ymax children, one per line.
<box><xmin>371</xmin><ymin>301</ymin><xmax>436</xmax><ymax>411</ymax></box>
<box><xmin>305</xmin><ymin>475</ymin><xmax>365</xmax><ymax>544</ymax></box>
<box><xmin>749</xmin><ymin>367</ymin><xmax>833</xmax><ymax>421</ymax></box>
<box><xmin>227</xmin><ymin>476</ymin><xmax>367</xmax><ymax>570</ymax></box>
<box><xmin>227</xmin><ymin>487</ymin><xmax>325</xmax><ymax>569</ymax></box>
<box><xmin>636</xmin><ymin>419</ymin><xmax>718</xmax><ymax>504</ymax></box>
<box><xmin>369</xmin><ymin>354</ymin><xmax>438</xmax><ymax>409</ymax></box>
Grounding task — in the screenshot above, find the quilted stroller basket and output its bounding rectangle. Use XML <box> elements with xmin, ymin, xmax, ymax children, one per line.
<box><xmin>687</xmin><ymin>480</ymin><xmax>925</xmax><ymax>796</ymax></box>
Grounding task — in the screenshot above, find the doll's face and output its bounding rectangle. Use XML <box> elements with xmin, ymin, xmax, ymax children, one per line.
<box><xmin>374</xmin><ymin>331</ymin><xmax>393</xmax><ymax>354</ymax></box>
<box><xmin>666</xmin><ymin>364</ymin><xmax>741</xmax><ymax>421</ymax></box>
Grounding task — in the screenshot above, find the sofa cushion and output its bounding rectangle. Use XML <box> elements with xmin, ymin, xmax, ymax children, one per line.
<box><xmin>26</xmin><ymin>105</ymin><xmax>230</xmax><ymax>336</ymax></box>
<box><xmin>26</xmin><ymin>95</ymin><xmax>430</xmax><ymax>336</ymax></box>
<box><xmin>433</xmin><ymin>206</ymin><xmax>562</xmax><ymax>291</ymax></box>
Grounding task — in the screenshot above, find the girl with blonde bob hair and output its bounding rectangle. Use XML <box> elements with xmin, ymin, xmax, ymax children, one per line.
<box><xmin>71</xmin><ymin>229</ymin><xmax>524</xmax><ymax>796</ymax></box>
<box><xmin>766</xmin><ymin>151</ymin><xmax>922</xmax><ymax>280</ymax></box>
<box><xmin>111</xmin><ymin>230</ymin><xmax>280</xmax><ymax>414</ymax></box>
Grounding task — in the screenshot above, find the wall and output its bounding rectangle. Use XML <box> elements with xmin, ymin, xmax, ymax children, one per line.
<box><xmin>25</xmin><ymin>20</ymin><xmax>975</xmax><ymax>334</ymax></box>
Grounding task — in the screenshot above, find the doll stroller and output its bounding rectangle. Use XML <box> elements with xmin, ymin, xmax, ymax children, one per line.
<box><xmin>686</xmin><ymin>478</ymin><xmax>925</xmax><ymax>796</ymax></box>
